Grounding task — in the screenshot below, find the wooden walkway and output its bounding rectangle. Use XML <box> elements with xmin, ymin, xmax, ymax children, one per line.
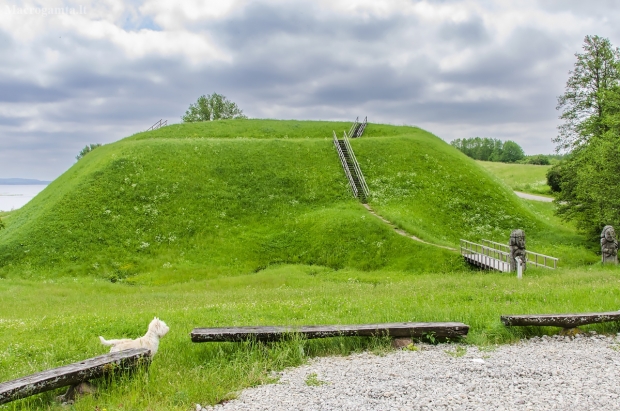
<box><xmin>461</xmin><ymin>239</ymin><xmax>558</xmax><ymax>272</ymax></box>
<box><xmin>0</xmin><ymin>348</ymin><xmax>150</xmax><ymax>405</ymax></box>
<box><xmin>501</xmin><ymin>311</ymin><xmax>620</xmax><ymax>328</ymax></box>
<box><xmin>191</xmin><ymin>322</ymin><xmax>469</xmax><ymax>342</ymax></box>
<box><xmin>460</xmin><ymin>239</ymin><xmax>512</xmax><ymax>272</ymax></box>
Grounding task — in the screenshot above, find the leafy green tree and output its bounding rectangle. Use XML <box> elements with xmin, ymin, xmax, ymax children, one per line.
<box><xmin>182</xmin><ymin>93</ymin><xmax>247</xmax><ymax>122</ymax></box>
<box><xmin>556</xmin><ymin>91</ymin><xmax>620</xmax><ymax>236</ymax></box>
<box><xmin>76</xmin><ymin>143</ymin><xmax>102</xmax><ymax>161</ymax></box>
<box><xmin>553</xmin><ymin>36</ymin><xmax>620</xmax><ymax>237</ymax></box>
<box><xmin>450</xmin><ymin>137</ymin><xmax>505</xmax><ymax>161</ymax></box>
<box><xmin>554</xmin><ymin>35</ymin><xmax>620</xmax><ymax>152</ymax></box>
<box><xmin>499</xmin><ymin>140</ymin><xmax>525</xmax><ymax>163</ymax></box>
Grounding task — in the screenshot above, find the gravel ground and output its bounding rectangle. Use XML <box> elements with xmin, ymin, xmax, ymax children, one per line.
<box><xmin>200</xmin><ymin>332</ymin><xmax>620</xmax><ymax>411</ymax></box>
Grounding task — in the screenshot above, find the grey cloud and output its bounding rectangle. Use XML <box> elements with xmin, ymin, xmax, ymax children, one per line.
<box><xmin>210</xmin><ymin>2</ymin><xmax>410</xmax><ymax>50</ymax></box>
<box><xmin>2</xmin><ymin>1</ymin><xmax>620</xmax><ymax>180</ymax></box>
<box><xmin>439</xmin><ymin>16</ymin><xmax>490</xmax><ymax>46</ymax></box>
<box><xmin>0</xmin><ymin>80</ymin><xmax>68</xmax><ymax>103</ymax></box>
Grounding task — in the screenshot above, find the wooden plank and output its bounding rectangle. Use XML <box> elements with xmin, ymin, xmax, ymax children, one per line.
<box><xmin>191</xmin><ymin>322</ymin><xmax>469</xmax><ymax>342</ymax></box>
<box><xmin>501</xmin><ymin>311</ymin><xmax>620</xmax><ymax>328</ymax></box>
<box><xmin>0</xmin><ymin>348</ymin><xmax>150</xmax><ymax>405</ymax></box>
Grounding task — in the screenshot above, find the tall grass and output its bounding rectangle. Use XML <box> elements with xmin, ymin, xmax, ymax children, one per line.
<box><xmin>1</xmin><ymin>264</ymin><xmax>619</xmax><ymax>409</ymax></box>
<box><xmin>476</xmin><ymin>160</ymin><xmax>552</xmax><ymax>195</ymax></box>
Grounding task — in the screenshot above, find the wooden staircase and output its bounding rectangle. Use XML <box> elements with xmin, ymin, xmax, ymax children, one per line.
<box><xmin>333</xmin><ymin>131</ymin><xmax>369</xmax><ymax>203</ymax></box>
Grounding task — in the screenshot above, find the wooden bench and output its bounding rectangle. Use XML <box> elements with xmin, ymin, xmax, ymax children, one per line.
<box><xmin>0</xmin><ymin>348</ymin><xmax>150</xmax><ymax>405</ymax></box>
<box><xmin>501</xmin><ymin>311</ymin><xmax>620</xmax><ymax>328</ymax></box>
<box><xmin>191</xmin><ymin>322</ymin><xmax>469</xmax><ymax>342</ymax></box>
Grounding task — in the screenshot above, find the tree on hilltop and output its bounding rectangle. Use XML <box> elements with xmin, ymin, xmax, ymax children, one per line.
<box><xmin>182</xmin><ymin>93</ymin><xmax>247</xmax><ymax>122</ymax></box>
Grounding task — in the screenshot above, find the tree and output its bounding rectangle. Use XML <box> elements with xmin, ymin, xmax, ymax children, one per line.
<box><xmin>556</xmin><ymin>131</ymin><xmax>620</xmax><ymax>237</ymax></box>
<box><xmin>553</xmin><ymin>35</ymin><xmax>620</xmax><ymax>238</ymax></box>
<box><xmin>554</xmin><ymin>35</ymin><xmax>620</xmax><ymax>152</ymax></box>
<box><xmin>182</xmin><ymin>93</ymin><xmax>247</xmax><ymax>122</ymax></box>
<box><xmin>76</xmin><ymin>143</ymin><xmax>102</xmax><ymax>160</ymax></box>
<box><xmin>499</xmin><ymin>141</ymin><xmax>525</xmax><ymax>163</ymax></box>
<box><xmin>450</xmin><ymin>137</ymin><xmax>505</xmax><ymax>161</ymax></box>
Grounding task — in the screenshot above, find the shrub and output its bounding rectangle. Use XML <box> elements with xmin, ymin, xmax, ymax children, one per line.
<box><xmin>546</xmin><ymin>164</ymin><xmax>563</xmax><ymax>192</ymax></box>
<box><xmin>76</xmin><ymin>143</ymin><xmax>102</xmax><ymax>160</ymax></box>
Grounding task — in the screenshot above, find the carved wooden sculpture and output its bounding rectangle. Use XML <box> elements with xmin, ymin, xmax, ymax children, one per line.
<box><xmin>509</xmin><ymin>229</ymin><xmax>526</xmax><ymax>272</ymax></box>
<box><xmin>601</xmin><ymin>225</ymin><xmax>618</xmax><ymax>264</ymax></box>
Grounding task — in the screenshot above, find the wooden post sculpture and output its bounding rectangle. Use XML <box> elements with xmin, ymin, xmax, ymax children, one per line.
<box><xmin>509</xmin><ymin>229</ymin><xmax>526</xmax><ymax>273</ymax></box>
<box><xmin>601</xmin><ymin>225</ymin><xmax>618</xmax><ymax>264</ymax></box>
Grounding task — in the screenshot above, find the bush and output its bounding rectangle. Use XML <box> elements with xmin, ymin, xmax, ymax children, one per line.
<box><xmin>76</xmin><ymin>143</ymin><xmax>102</xmax><ymax>160</ymax></box>
<box><xmin>522</xmin><ymin>155</ymin><xmax>551</xmax><ymax>165</ymax></box>
<box><xmin>546</xmin><ymin>164</ymin><xmax>563</xmax><ymax>192</ymax></box>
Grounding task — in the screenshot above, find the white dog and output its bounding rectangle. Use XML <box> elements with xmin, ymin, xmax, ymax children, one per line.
<box><xmin>99</xmin><ymin>317</ymin><xmax>170</xmax><ymax>356</ymax></box>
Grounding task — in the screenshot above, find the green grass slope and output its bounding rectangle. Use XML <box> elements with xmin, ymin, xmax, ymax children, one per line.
<box><xmin>0</xmin><ymin>119</ymin><xmax>593</xmax><ymax>280</ymax></box>
<box><xmin>476</xmin><ymin>160</ymin><xmax>552</xmax><ymax>195</ymax></box>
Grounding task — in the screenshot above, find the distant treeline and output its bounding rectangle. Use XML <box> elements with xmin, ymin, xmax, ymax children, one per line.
<box><xmin>450</xmin><ymin>137</ymin><xmax>559</xmax><ymax>165</ymax></box>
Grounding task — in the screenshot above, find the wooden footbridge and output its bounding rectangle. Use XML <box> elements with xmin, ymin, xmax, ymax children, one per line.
<box><xmin>460</xmin><ymin>239</ymin><xmax>558</xmax><ymax>272</ymax></box>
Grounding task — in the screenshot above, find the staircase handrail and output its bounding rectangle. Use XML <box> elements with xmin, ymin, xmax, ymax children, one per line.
<box><xmin>147</xmin><ymin>119</ymin><xmax>168</xmax><ymax>131</ymax></box>
<box><xmin>348</xmin><ymin>117</ymin><xmax>359</xmax><ymax>138</ymax></box>
<box><xmin>333</xmin><ymin>131</ymin><xmax>359</xmax><ymax>198</ymax></box>
<box><xmin>356</xmin><ymin>116</ymin><xmax>367</xmax><ymax>137</ymax></box>
<box><xmin>342</xmin><ymin>131</ymin><xmax>370</xmax><ymax>198</ymax></box>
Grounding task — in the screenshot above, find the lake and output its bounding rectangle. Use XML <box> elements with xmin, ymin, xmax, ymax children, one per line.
<box><xmin>0</xmin><ymin>185</ymin><xmax>48</xmax><ymax>211</ymax></box>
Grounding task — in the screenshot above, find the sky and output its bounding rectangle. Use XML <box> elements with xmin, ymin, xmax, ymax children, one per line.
<box><xmin>1</xmin><ymin>1</ymin><xmax>620</xmax><ymax>181</ymax></box>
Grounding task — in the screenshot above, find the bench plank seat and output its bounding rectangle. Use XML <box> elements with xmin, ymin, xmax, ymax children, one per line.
<box><xmin>191</xmin><ymin>322</ymin><xmax>469</xmax><ymax>342</ymax></box>
<box><xmin>501</xmin><ymin>311</ymin><xmax>620</xmax><ymax>328</ymax></box>
<box><xmin>0</xmin><ymin>348</ymin><xmax>150</xmax><ymax>405</ymax></box>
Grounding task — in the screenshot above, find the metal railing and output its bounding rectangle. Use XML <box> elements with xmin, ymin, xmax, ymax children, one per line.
<box><xmin>356</xmin><ymin>116</ymin><xmax>368</xmax><ymax>137</ymax></box>
<box><xmin>348</xmin><ymin>116</ymin><xmax>368</xmax><ymax>138</ymax></box>
<box><xmin>460</xmin><ymin>239</ymin><xmax>512</xmax><ymax>272</ymax></box>
<box><xmin>348</xmin><ymin>117</ymin><xmax>359</xmax><ymax>137</ymax></box>
<box><xmin>333</xmin><ymin>131</ymin><xmax>359</xmax><ymax>198</ymax></box>
<box><xmin>341</xmin><ymin>131</ymin><xmax>369</xmax><ymax>198</ymax></box>
<box><xmin>481</xmin><ymin>239</ymin><xmax>558</xmax><ymax>269</ymax></box>
<box><xmin>147</xmin><ymin>119</ymin><xmax>168</xmax><ymax>131</ymax></box>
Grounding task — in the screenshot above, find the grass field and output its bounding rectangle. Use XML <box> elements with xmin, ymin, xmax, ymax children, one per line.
<box><xmin>1</xmin><ymin>264</ymin><xmax>619</xmax><ymax>410</ymax></box>
<box><xmin>0</xmin><ymin>119</ymin><xmax>612</xmax><ymax>409</ymax></box>
<box><xmin>476</xmin><ymin>160</ymin><xmax>552</xmax><ymax>195</ymax></box>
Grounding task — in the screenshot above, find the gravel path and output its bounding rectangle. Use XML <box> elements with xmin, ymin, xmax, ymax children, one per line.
<box><xmin>201</xmin><ymin>333</ymin><xmax>620</xmax><ymax>410</ymax></box>
<box><xmin>514</xmin><ymin>191</ymin><xmax>554</xmax><ymax>202</ymax></box>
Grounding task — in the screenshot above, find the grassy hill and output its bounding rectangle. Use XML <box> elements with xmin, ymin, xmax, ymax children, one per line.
<box><xmin>476</xmin><ymin>160</ymin><xmax>552</xmax><ymax>195</ymax></box>
<box><xmin>0</xmin><ymin>119</ymin><xmax>592</xmax><ymax>281</ymax></box>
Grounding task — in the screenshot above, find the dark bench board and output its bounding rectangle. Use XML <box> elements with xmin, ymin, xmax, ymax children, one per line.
<box><xmin>501</xmin><ymin>311</ymin><xmax>620</xmax><ymax>328</ymax></box>
<box><xmin>0</xmin><ymin>348</ymin><xmax>150</xmax><ymax>405</ymax></box>
<box><xmin>191</xmin><ymin>322</ymin><xmax>469</xmax><ymax>342</ymax></box>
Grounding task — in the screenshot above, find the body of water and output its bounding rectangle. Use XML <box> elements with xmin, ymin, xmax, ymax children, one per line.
<box><xmin>0</xmin><ymin>185</ymin><xmax>48</xmax><ymax>211</ymax></box>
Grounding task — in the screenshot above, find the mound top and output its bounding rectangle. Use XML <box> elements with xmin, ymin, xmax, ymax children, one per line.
<box><xmin>128</xmin><ymin>119</ymin><xmax>418</xmax><ymax>141</ymax></box>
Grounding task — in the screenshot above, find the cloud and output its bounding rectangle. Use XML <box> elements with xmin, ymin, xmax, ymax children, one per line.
<box><xmin>1</xmin><ymin>0</ymin><xmax>620</xmax><ymax>179</ymax></box>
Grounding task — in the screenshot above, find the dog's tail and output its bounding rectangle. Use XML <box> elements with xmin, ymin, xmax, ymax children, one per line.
<box><xmin>99</xmin><ymin>336</ymin><xmax>113</xmax><ymax>346</ymax></box>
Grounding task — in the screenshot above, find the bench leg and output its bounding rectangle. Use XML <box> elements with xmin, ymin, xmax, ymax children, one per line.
<box><xmin>56</xmin><ymin>382</ymin><xmax>97</xmax><ymax>404</ymax></box>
